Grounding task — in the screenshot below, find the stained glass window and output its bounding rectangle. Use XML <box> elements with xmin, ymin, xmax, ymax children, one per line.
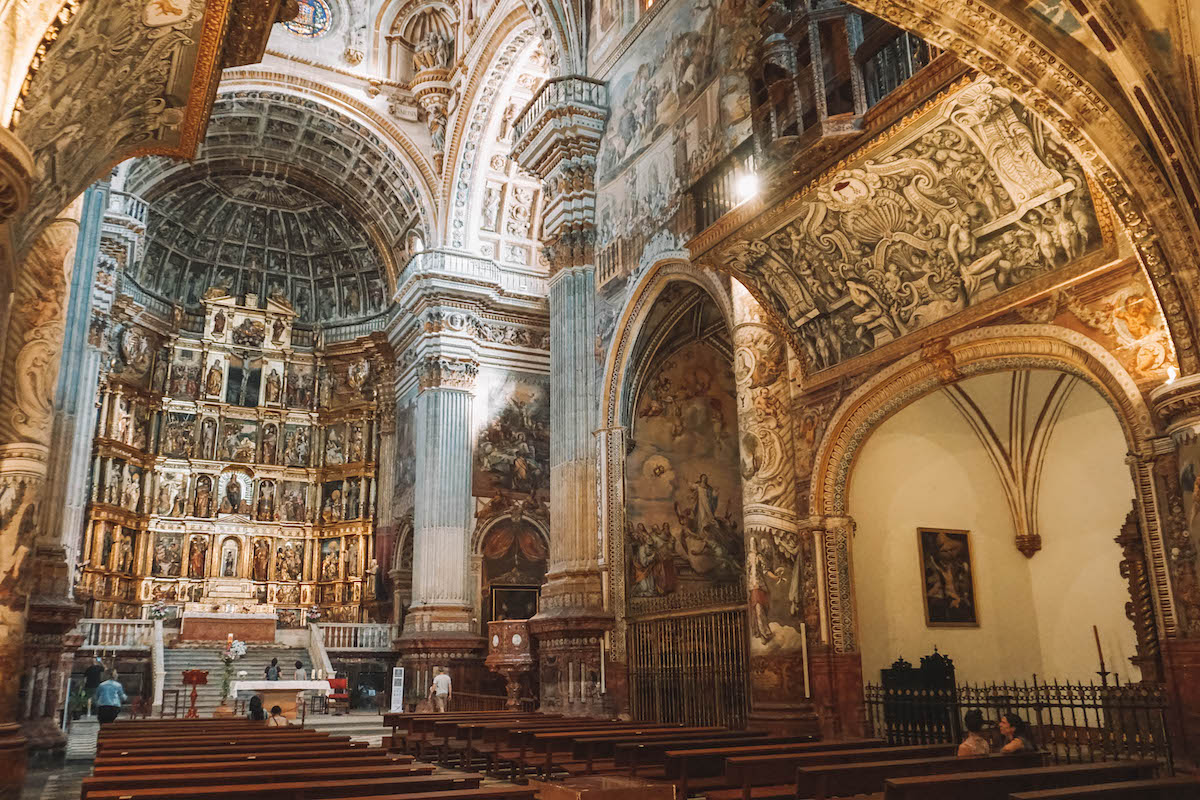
<box><xmin>283</xmin><ymin>0</ymin><xmax>333</xmax><ymax>39</ymax></box>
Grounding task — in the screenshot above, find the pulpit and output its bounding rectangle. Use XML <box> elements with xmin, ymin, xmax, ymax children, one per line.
<box><xmin>484</xmin><ymin>620</ymin><xmax>534</xmax><ymax>709</ymax></box>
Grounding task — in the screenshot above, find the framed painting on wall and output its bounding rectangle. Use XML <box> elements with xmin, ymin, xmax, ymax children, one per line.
<box><xmin>917</xmin><ymin>528</ymin><xmax>979</xmax><ymax>627</ymax></box>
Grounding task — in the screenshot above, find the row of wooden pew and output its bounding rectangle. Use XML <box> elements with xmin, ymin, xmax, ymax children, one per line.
<box><xmin>383</xmin><ymin>712</ymin><xmax>1200</xmax><ymax>800</ymax></box>
<box><xmin>86</xmin><ymin>715</ymin><xmax>541</xmax><ymax>800</ymax></box>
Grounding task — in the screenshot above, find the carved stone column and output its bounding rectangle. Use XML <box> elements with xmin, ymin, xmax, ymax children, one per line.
<box><xmin>1148</xmin><ymin>374</ymin><xmax>1200</xmax><ymax>763</ymax></box>
<box><xmin>397</xmin><ymin>355</ymin><xmax>484</xmax><ymax>690</ymax></box>
<box><xmin>0</xmin><ymin>201</ymin><xmax>81</xmax><ymax>787</ymax></box>
<box><xmin>731</xmin><ymin>285</ymin><xmax>820</xmax><ymax>734</ymax></box>
<box><xmin>512</xmin><ymin>77</ymin><xmax>612</xmax><ymax>715</ymax></box>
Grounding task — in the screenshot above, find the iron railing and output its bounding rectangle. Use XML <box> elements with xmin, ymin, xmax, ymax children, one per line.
<box><xmin>864</xmin><ymin>675</ymin><xmax>1173</xmax><ymax>772</ymax></box>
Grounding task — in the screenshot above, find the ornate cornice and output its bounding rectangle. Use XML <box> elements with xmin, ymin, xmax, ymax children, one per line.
<box><xmin>1150</xmin><ymin>373</ymin><xmax>1200</xmax><ymax>435</ymax></box>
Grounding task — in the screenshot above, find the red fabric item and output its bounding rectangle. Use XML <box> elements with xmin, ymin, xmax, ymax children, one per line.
<box><xmin>482</xmin><ymin>525</ymin><xmax>547</xmax><ymax>562</ymax></box>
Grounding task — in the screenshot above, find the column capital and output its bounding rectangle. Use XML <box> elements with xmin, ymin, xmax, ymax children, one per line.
<box><xmin>511</xmin><ymin>77</ymin><xmax>609</xmax><ymax>274</ymax></box>
<box><xmin>417</xmin><ymin>355</ymin><xmax>478</xmax><ymax>392</ymax></box>
<box><xmin>1151</xmin><ymin>373</ymin><xmax>1200</xmax><ymax>435</ymax></box>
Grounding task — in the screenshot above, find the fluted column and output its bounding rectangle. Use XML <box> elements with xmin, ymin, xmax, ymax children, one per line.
<box><xmin>513</xmin><ymin>76</ymin><xmax>613</xmax><ymax>715</ymax></box>
<box><xmin>397</xmin><ymin>356</ymin><xmax>484</xmax><ymax>692</ymax></box>
<box><xmin>0</xmin><ymin>200</ymin><xmax>82</xmax><ymax>784</ymax></box>
<box><xmin>731</xmin><ymin>285</ymin><xmax>820</xmax><ymax>733</ymax></box>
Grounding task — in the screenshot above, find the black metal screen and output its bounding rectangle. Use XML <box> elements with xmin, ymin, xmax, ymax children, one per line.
<box><xmin>628</xmin><ymin>608</ymin><xmax>749</xmax><ymax>729</ymax></box>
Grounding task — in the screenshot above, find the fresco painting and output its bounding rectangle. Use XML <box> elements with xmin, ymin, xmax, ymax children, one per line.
<box><xmin>626</xmin><ymin>340</ymin><xmax>743</xmax><ymax>604</ymax></box>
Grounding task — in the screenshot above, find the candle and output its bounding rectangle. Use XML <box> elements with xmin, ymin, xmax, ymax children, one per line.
<box><xmin>1093</xmin><ymin>625</ymin><xmax>1105</xmax><ymax>667</ymax></box>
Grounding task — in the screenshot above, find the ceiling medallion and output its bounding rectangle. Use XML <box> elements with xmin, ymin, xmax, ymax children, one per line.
<box><xmin>283</xmin><ymin>0</ymin><xmax>333</xmax><ymax>39</ymax></box>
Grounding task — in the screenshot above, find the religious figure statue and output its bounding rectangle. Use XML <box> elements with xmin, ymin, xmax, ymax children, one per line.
<box><xmin>118</xmin><ymin>533</ymin><xmax>134</xmax><ymax>574</ymax></box>
<box><xmin>272</xmin><ymin>318</ymin><xmax>285</xmax><ymax>343</ymax></box>
<box><xmin>194</xmin><ymin>476</ymin><xmax>213</xmax><ymax>518</ymax></box>
<box><xmin>346</xmin><ymin>538</ymin><xmax>359</xmax><ymax>577</ymax></box>
<box><xmin>205</xmin><ymin>361</ymin><xmax>223</xmax><ymax>396</ymax></box>
<box><xmin>346</xmin><ymin>480</ymin><xmax>361</xmax><ymax>520</ymax></box>
<box><xmin>261</xmin><ymin>424</ymin><xmax>278</xmax><ymax>465</ymax></box>
<box><xmin>348</xmin><ymin>423</ymin><xmax>364</xmax><ymax>463</ymax></box>
<box><xmin>122</xmin><ymin>468</ymin><xmax>141</xmax><ymax>513</ymax></box>
<box><xmin>199</xmin><ymin>418</ymin><xmax>216</xmax><ymax>459</ymax></box>
<box><xmin>264</xmin><ymin>369</ymin><xmax>282</xmax><ymax>404</ymax></box>
<box><xmin>212</xmin><ymin>309</ymin><xmax>226</xmax><ymax>336</ymax></box>
<box><xmin>221</xmin><ymin>476</ymin><xmax>243</xmax><ymax>515</ymax></box>
<box><xmin>413</xmin><ymin>32</ymin><xmax>450</xmax><ymax>72</ymax></box>
<box><xmin>256</xmin><ymin>481</ymin><xmax>275</xmax><ymax>521</ymax></box>
<box><xmin>222</xmin><ymin>543</ymin><xmax>237</xmax><ymax>577</ymax></box>
<box><xmin>155</xmin><ymin>482</ymin><xmax>172</xmax><ymax>516</ymax></box>
<box><xmin>252</xmin><ymin>538</ymin><xmax>270</xmax><ymax>582</ymax></box>
<box><xmin>188</xmin><ymin>536</ymin><xmax>208</xmax><ymax>578</ymax></box>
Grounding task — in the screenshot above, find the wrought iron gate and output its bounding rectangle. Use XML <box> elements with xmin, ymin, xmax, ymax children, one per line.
<box><xmin>628</xmin><ymin>608</ymin><xmax>748</xmax><ymax>729</ymax></box>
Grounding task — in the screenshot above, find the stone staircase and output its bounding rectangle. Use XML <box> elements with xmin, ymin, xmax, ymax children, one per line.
<box><xmin>161</xmin><ymin>645</ymin><xmax>312</xmax><ymax>718</ymax></box>
<box><xmin>301</xmin><ymin>712</ymin><xmax>390</xmax><ymax>745</ymax></box>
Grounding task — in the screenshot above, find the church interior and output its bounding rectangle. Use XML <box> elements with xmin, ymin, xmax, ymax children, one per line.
<box><xmin>4</xmin><ymin>0</ymin><xmax>1200</xmax><ymax>797</ymax></box>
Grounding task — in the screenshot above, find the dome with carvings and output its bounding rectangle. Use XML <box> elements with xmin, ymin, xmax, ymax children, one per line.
<box><xmin>129</xmin><ymin>175</ymin><xmax>389</xmax><ymax>324</ymax></box>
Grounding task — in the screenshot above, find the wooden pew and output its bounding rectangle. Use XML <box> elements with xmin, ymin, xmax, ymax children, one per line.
<box><xmin>92</xmin><ymin>751</ymin><xmax>406</xmax><ymax>777</ymax></box>
<box><xmin>799</xmin><ymin>752</ymin><xmax>1045</xmax><ymax>799</ymax></box>
<box><xmin>95</xmin><ymin>736</ymin><xmax>361</xmax><ymax>761</ymax></box>
<box><xmin>84</xmin><ymin>773</ymin><xmax>487</xmax><ymax>800</ymax></box>
<box><xmin>316</xmin><ymin>787</ymin><xmax>539</xmax><ymax>800</ymax></box>
<box><xmin>663</xmin><ymin>738</ymin><xmax>879</xmax><ymax>797</ymax></box>
<box><xmin>565</xmin><ymin>727</ymin><xmax>731</xmax><ymax>775</ymax></box>
<box><xmin>399</xmin><ymin>713</ymin><xmax>545</xmax><ymax>758</ymax></box>
<box><xmin>880</xmin><ymin>759</ymin><xmax>1159</xmax><ymax>800</ymax></box>
<box><xmin>93</xmin><ymin>743</ymin><xmax>371</xmax><ymax>768</ymax></box>
<box><xmin>1009</xmin><ymin>777</ymin><xmax>1200</xmax><ymax>800</ymax></box>
<box><xmin>467</xmin><ymin>719</ymin><xmax>616</xmax><ymax>775</ymax></box>
<box><xmin>97</xmin><ymin>730</ymin><xmax>328</xmax><ymax>750</ymax></box>
<box><xmin>80</xmin><ymin>763</ymin><xmax>437</xmax><ymax>799</ymax></box>
<box><xmin>497</xmin><ymin>721</ymin><xmax>676</xmax><ymax>779</ymax></box>
<box><xmin>711</xmin><ymin>743</ymin><xmax>958</xmax><ymax>800</ymax></box>
<box><xmin>613</xmin><ymin>733</ymin><xmax>800</xmax><ymax>776</ymax></box>
<box><xmin>528</xmin><ymin>723</ymin><xmax>695</xmax><ymax>777</ymax></box>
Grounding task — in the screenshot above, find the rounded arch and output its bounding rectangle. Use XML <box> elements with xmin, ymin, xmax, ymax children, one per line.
<box><xmin>442</xmin><ymin>9</ymin><xmax>538</xmax><ymax>247</ymax></box>
<box><xmin>812</xmin><ymin>324</ymin><xmax>1154</xmax><ymax>518</ymax></box>
<box><xmin>838</xmin><ymin>0</ymin><xmax>1200</xmax><ymax>376</ymax></box>
<box><xmin>601</xmin><ymin>258</ymin><xmax>735</xmax><ymax>431</ymax></box>
<box><xmin>470</xmin><ymin>512</ymin><xmax>550</xmax><ymax>557</ymax></box>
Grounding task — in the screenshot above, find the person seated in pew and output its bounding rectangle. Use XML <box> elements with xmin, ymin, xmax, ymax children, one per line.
<box><xmin>957</xmin><ymin>709</ymin><xmax>991</xmax><ymax>756</ymax></box>
<box><xmin>999</xmin><ymin>711</ymin><xmax>1037</xmax><ymax>753</ymax></box>
<box><xmin>267</xmin><ymin>704</ymin><xmax>288</xmax><ymax>727</ymax></box>
<box><xmin>248</xmin><ymin>694</ymin><xmax>267</xmax><ymax>721</ymax></box>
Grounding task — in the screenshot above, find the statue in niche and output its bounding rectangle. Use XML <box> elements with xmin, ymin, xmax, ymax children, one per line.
<box><xmin>122</xmin><ymin>467</ymin><xmax>141</xmax><ymax>513</ymax></box>
<box><xmin>252</xmin><ymin>538</ymin><xmax>270</xmax><ymax>582</ymax></box>
<box><xmin>346</xmin><ymin>538</ymin><xmax>359</xmax><ymax>577</ymax></box>
<box><xmin>322</xmin><ymin>489</ymin><xmax>343</xmax><ymax>524</ymax></box>
<box><xmin>212</xmin><ymin>310</ymin><xmax>226</xmax><ymax>336</ymax></box>
<box><xmin>321</xmin><ymin>541</ymin><xmax>341</xmax><ymax>581</ymax></box>
<box><xmin>413</xmin><ymin>32</ymin><xmax>451</xmax><ymax>72</ymax></box>
<box><xmin>221</xmin><ymin>539</ymin><xmax>238</xmax><ymax>577</ymax></box>
<box><xmin>155</xmin><ymin>481</ymin><xmax>172</xmax><ymax>516</ymax></box>
<box><xmin>264</xmin><ymin>369</ymin><xmax>282</xmax><ymax>404</ymax></box>
<box><xmin>325</xmin><ymin>427</ymin><xmax>344</xmax><ymax>465</ymax></box>
<box><xmin>205</xmin><ymin>361</ymin><xmax>223</xmax><ymax>396</ymax></box>
<box><xmin>194</xmin><ymin>475</ymin><xmax>213</xmax><ymax>518</ymax></box>
<box><xmin>346</xmin><ymin>479</ymin><xmax>361</xmax><ymax>520</ymax></box>
<box><xmin>105</xmin><ymin>464</ymin><xmax>121</xmax><ymax>504</ymax></box>
<box><xmin>261</xmin><ymin>424</ymin><xmax>278</xmax><ymax>465</ymax></box>
<box><xmin>117</xmin><ymin>532</ymin><xmax>134</xmax><ymax>574</ymax></box>
<box><xmin>276</xmin><ymin>542</ymin><xmax>302</xmax><ymax>582</ymax></box>
<box><xmin>348</xmin><ymin>423</ymin><xmax>364</xmax><ymax>463</ymax></box>
<box><xmin>221</xmin><ymin>475</ymin><xmax>243</xmax><ymax>515</ymax></box>
<box><xmin>200</xmin><ymin>418</ymin><xmax>216</xmax><ymax>459</ymax></box>
<box><xmin>272</xmin><ymin>318</ymin><xmax>285</xmax><ymax>343</ymax></box>
<box><xmin>99</xmin><ymin>524</ymin><xmax>115</xmax><ymax>568</ymax></box>
<box><xmin>188</xmin><ymin>536</ymin><xmax>208</xmax><ymax>578</ymax></box>
<box><xmin>256</xmin><ymin>480</ymin><xmax>275</xmax><ymax>521</ymax></box>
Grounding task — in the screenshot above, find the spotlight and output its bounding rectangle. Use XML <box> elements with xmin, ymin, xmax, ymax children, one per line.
<box><xmin>735</xmin><ymin>171</ymin><xmax>759</xmax><ymax>204</ymax></box>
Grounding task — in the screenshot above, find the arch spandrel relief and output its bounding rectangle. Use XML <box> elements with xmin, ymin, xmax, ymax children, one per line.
<box><xmin>704</xmin><ymin>76</ymin><xmax>1115</xmax><ymax>380</ymax></box>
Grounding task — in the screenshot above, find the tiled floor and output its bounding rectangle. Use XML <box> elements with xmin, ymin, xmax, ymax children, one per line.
<box><xmin>20</xmin><ymin>717</ymin><xmax>97</xmax><ymax>800</ymax></box>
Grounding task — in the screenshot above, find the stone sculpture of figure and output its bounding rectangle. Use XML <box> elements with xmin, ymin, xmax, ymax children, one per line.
<box><xmin>156</xmin><ymin>482</ymin><xmax>172</xmax><ymax>516</ymax></box>
<box><xmin>413</xmin><ymin>32</ymin><xmax>450</xmax><ymax>72</ymax></box>
<box><xmin>123</xmin><ymin>468</ymin><xmax>141</xmax><ymax>513</ymax></box>
<box><xmin>265</xmin><ymin>369</ymin><xmax>282</xmax><ymax>404</ymax></box>
<box><xmin>252</xmin><ymin>538</ymin><xmax>270</xmax><ymax>582</ymax></box>
<box><xmin>189</xmin><ymin>536</ymin><xmax>208</xmax><ymax>578</ymax></box>
<box><xmin>272</xmin><ymin>318</ymin><xmax>285</xmax><ymax>342</ymax></box>
<box><xmin>256</xmin><ymin>481</ymin><xmax>275</xmax><ymax>521</ymax></box>
<box><xmin>194</xmin><ymin>475</ymin><xmax>213</xmax><ymax>518</ymax></box>
<box><xmin>348</xmin><ymin>424</ymin><xmax>364</xmax><ymax>463</ymax></box>
<box><xmin>118</xmin><ymin>533</ymin><xmax>134</xmax><ymax>574</ymax></box>
<box><xmin>261</xmin><ymin>424</ymin><xmax>278</xmax><ymax>465</ymax></box>
<box><xmin>200</xmin><ymin>419</ymin><xmax>216</xmax><ymax>459</ymax></box>
<box><xmin>212</xmin><ymin>309</ymin><xmax>226</xmax><ymax>336</ymax></box>
<box><xmin>346</xmin><ymin>538</ymin><xmax>359</xmax><ymax>577</ymax></box>
<box><xmin>205</xmin><ymin>361</ymin><xmax>223</xmax><ymax>396</ymax></box>
<box><xmin>222</xmin><ymin>476</ymin><xmax>243</xmax><ymax>515</ymax></box>
<box><xmin>222</xmin><ymin>544</ymin><xmax>237</xmax><ymax>577</ymax></box>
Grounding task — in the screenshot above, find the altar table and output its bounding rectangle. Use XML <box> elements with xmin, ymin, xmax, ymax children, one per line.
<box><xmin>229</xmin><ymin>680</ymin><xmax>332</xmax><ymax>720</ymax></box>
<box><xmin>180</xmin><ymin>612</ymin><xmax>277</xmax><ymax>643</ymax></box>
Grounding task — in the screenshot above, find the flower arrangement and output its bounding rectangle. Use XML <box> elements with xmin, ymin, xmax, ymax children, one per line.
<box><xmin>148</xmin><ymin>601</ymin><xmax>168</xmax><ymax>621</ymax></box>
<box><xmin>220</xmin><ymin>638</ymin><xmax>246</xmax><ymax>700</ymax></box>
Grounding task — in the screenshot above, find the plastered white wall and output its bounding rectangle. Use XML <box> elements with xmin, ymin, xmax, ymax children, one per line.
<box><xmin>846</xmin><ymin>371</ymin><xmax>1135</xmax><ymax>685</ymax></box>
<box><xmin>1032</xmin><ymin>384</ymin><xmax>1138</xmax><ymax>681</ymax></box>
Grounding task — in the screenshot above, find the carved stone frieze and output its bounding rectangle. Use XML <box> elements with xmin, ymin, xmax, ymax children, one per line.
<box><xmin>418</xmin><ymin>356</ymin><xmax>479</xmax><ymax>392</ymax></box>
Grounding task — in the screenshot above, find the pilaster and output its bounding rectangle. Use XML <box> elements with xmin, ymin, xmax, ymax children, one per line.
<box><xmin>731</xmin><ymin>285</ymin><xmax>819</xmax><ymax>734</ymax></box>
<box><xmin>0</xmin><ymin>200</ymin><xmax>81</xmax><ymax>785</ymax></box>
<box><xmin>512</xmin><ymin>77</ymin><xmax>613</xmax><ymax>715</ymax></box>
<box><xmin>397</xmin><ymin>354</ymin><xmax>485</xmax><ymax>675</ymax></box>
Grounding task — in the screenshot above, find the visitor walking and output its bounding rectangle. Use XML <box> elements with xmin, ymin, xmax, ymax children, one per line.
<box><xmin>432</xmin><ymin>667</ymin><xmax>451</xmax><ymax>712</ymax></box>
<box><xmin>83</xmin><ymin>657</ymin><xmax>104</xmax><ymax>717</ymax></box>
<box><xmin>94</xmin><ymin>671</ymin><xmax>127</xmax><ymax>726</ymax></box>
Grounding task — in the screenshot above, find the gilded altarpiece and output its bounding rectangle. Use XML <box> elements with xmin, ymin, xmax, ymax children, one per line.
<box><xmin>79</xmin><ymin>295</ymin><xmax>382</xmax><ymax>625</ymax></box>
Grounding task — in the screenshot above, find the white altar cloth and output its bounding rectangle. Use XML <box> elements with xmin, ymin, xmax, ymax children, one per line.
<box><xmin>229</xmin><ymin>680</ymin><xmax>332</xmax><ymax>697</ymax></box>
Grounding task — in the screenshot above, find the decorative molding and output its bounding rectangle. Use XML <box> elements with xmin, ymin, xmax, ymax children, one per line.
<box><xmin>417</xmin><ymin>355</ymin><xmax>478</xmax><ymax>391</ymax></box>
